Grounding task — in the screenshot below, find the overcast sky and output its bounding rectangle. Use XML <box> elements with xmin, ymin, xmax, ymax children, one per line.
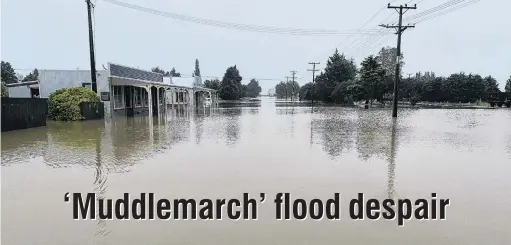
<box><xmin>2</xmin><ymin>0</ymin><xmax>510</xmax><ymax>92</ymax></box>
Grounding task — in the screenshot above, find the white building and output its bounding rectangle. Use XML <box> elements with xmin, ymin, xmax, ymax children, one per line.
<box><xmin>6</xmin><ymin>63</ymin><xmax>219</xmax><ymax>118</ymax></box>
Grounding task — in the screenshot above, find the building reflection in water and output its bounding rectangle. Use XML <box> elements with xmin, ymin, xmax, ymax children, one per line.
<box><xmin>222</xmin><ymin>108</ymin><xmax>242</xmax><ymax>147</ymax></box>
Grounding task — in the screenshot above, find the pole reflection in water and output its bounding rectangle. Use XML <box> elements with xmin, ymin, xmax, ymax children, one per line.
<box><xmin>93</xmin><ymin>122</ymin><xmax>110</xmax><ymax>240</ymax></box>
<box><xmin>386</xmin><ymin>118</ymin><xmax>398</xmax><ymax>200</ymax></box>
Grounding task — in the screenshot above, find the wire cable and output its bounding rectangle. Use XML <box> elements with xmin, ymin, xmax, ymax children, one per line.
<box><xmin>102</xmin><ymin>0</ymin><xmax>385</xmax><ymax>36</ymax></box>
<box><xmin>404</xmin><ymin>0</ymin><xmax>465</xmax><ymax>22</ymax></box>
<box><xmin>414</xmin><ymin>0</ymin><xmax>479</xmax><ymax>24</ymax></box>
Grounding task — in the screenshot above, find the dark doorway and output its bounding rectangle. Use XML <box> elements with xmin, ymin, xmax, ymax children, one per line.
<box><xmin>124</xmin><ymin>86</ymin><xmax>134</xmax><ymax>117</ymax></box>
<box><xmin>151</xmin><ymin>86</ymin><xmax>158</xmax><ymax>116</ymax></box>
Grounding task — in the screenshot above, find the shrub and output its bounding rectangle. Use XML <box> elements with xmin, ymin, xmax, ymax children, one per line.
<box><xmin>48</xmin><ymin>87</ymin><xmax>99</xmax><ymax>121</ymax></box>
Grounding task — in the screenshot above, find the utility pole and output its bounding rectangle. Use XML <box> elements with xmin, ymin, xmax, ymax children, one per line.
<box><xmin>380</xmin><ymin>3</ymin><xmax>416</xmax><ymax>118</ymax></box>
<box><xmin>86</xmin><ymin>0</ymin><xmax>98</xmax><ymax>93</ymax></box>
<box><xmin>308</xmin><ymin>62</ymin><xmax>320</xmax><ymax>107</ymax></box>
<box><xmin>285</xmin><ymin>76</ymin><xmax>291</xmax><ymax>101</ymax></box>
<box><xmin>290</xmin><ymin>71</ymin><xmax>297</xmax><ymax>101</ymax></box>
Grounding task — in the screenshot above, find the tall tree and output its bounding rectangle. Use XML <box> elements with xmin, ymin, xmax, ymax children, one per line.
<box><xmin>376</xmin><ymin>46</ymin><xmax>404</xmax><ymax>98</ymax></box>
<box><xmin>275</xmin><ymin>81</ymin><xmax>288</xmax><ymax>99</ymax></box>
<box><xmin>22</xmin><ymin>68</ymin><xmax>39</xmax><ymax>82</ymax></box>
<box><xmin>286</xmin><ymin>81</ymin><xmax>300</xmax><ymax>101</ymax></box>
<box><xmin>246</xmin><ymin>79</ymin><xmax>262</xmax><ymax>98</ymax></box>
<box><xmin>1</xmin><ymin>61</ymin><xmax>18</xmax><ymax>84</ymax></box>
<box><xmin>483</xmin><ymin>75</ymin><xmax>500</xmax><ymax>100</ymax></box>
<box><xmin>194</xmin><ymin>59</ymin><xmax>201</xmax><ymax>77</ymax></box>
<box><xmin>359</xmin><ymin>55</ymin><xmax>385</xmax><ymax>106</ymax></box>
<box><xmin>219</xmin><ymin>65</ymin><xmax>242</xmax><ymax>100</ymax></box>
<box><xmin>505</xmin><ymin>75</ymin><xmax>511</xmax><ymax>93</ymax></box>
<box><xmin>204</xmin><ymin>79</ymin><xmax>221</xmax><ymax>90</ymax></box>
<box><xmin>299</xmin><ymin>82</ymin><xmax>316</xmax><ymax>101</ymax></box>
<box><xmin>315</xmin><ymin>49</ymin><xmax>357</xmax><ymax>103</ymax></box>
<box><xmin>241</xmin><ymin>84</ymin><xmax>248</xmax><ymax>98</ymax></box>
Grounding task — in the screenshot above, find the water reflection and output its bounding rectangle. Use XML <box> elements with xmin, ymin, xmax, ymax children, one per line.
<box><xmin>220</xmin><ymin>108</ymin><xmax>242</xmax><ymax>147</ymax></box>
<box><xmin>2</xmin><ymin>103</ymin><xmax>511</xmax><ymax>245</ymax></box>
<box><xmin>386</xmin><ymin>119</ymin><xmax>398</xmax><ymax>199</ymax></box>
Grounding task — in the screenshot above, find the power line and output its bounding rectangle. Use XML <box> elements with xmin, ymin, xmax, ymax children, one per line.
<box><xmin>414</xmin><ymin>0</ymin><xmax>479</xmax><ymax>23</ymax></box>
<box><xmin>349</xmin><ymin>0</ymin><xmax>416</xmax><ymax>54</ymax></box>
<box><xmin>404</xmin><ymin>0</ymin><xmax>465</xmax><ymax>22</ymax></box>
<box><xmin>102</xmin><ymin>0</ymin><xmax>385</xmax><ymax>36</ymax></box>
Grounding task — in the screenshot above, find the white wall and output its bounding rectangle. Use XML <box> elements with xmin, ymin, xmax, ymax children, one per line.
<box><xmin>38</xmin><ymin>69</ymin><xmax>111</xmax><ymax>117</ymax></box>
<box><xmin>7</xmin><ymin>86</ymin><xmax>31</xmax><ymax>98</ymax></box>
<box><xmin>38</xmin><ymin>70</ymin><xmax>109</xmax><ymax>98</ymax></box>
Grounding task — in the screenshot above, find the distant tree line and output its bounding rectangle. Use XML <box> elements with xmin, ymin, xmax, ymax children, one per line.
<box><xmin>297</xmin><ymin>48</ymin><xmax>510</xmax><ymax>106</ymax></box>
<box><xmin>151</xmin><ymin>66</ymin><xmax>181</xmax><ymax>77</ymax></box>
<box><xmin>275</xmin><ymin>80</ymin><xmax>300</xmax><ymax>100</ymax></box>
<box><xmin>203</xmin><ymin>66</ymin><xmax>261</xmax><ymax>100</ymax></box>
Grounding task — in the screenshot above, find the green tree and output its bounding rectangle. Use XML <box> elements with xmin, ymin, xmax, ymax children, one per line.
<box><xmin>22</xmin><ymin>68</ymin><xmax>39</xmax><ymax>82</ymax></box>
<box><xmin>170</xmin><ymin>67</ymin><xmax>181</xmax><ymax>77</ymax></box>
<box><xmin>275</xmin><ymin>81</ymin><xmax>287</xmax><ymax>99</ymax></box>
<box><xmin>315</xmin><ymin>49</ymin><xmax>357</xmax><ymax>103</ymax></box>
<box><xmin>359</xmin><ymin>55</ymin><xmax>385</xmax><ymax>106</ymax></box>
<box><xmin>286</xmin><ymin>80</ymin><xmax>300</xmax><ymax>100</ymax></box>
<box><xmin>376</xmin><ymin>47</ymin><xmax>404</xmax><ymax>97</ymax></box>
<box><xmin>506</xmin><ymin>76</ymin><xmax>511</xmax><ymax>93</ymax></box>
<box><xmin>376</xmin><ymin>47</ymin><xmax>404</xmax><ymax>78</ymax></box>
<box><xmin>1</xmin><ymin>61</ymin><xmax>18</xmax><ymax>84</ymax></box>
<box><xmin>219</xmin><ymin>65</ymin><xmax>242</xmax><ymax>100</ymax></box>
<box><xmin>204</xmin><ymin>79</ymin><xmax>221</xmax><ymax>90</ymax></box>
<box><xmin>1</xmin><ymin>82</ymin><xmax>8</xmax><ymax>97</ymax></box>
<box><xmin>241</xmin><ymin>84</ymin><xmax>248</xmax><ymax>98</ymax></box>
<box><xmin>151</xmin><ymin>67</ymin><xmax>170</xmax><ymax>76</ymax></box>
<box><xmin>194</xmin><ymin>59</ymin><xmax>201</xmax><ymax>77</ymax></box>
<box><xmin>483</xmin><ymin>76</ymin><xmax>500</xmax><ymax>93</ymax></box>
<box><xmin>245</xmin><ymin>79</ymin><xmax>262</xmax><ymax>98</ymax></box>
<box><xmin>299</xmin><ymin>82</ymin><xmax>316</xmax><ymax>101</ymax></box>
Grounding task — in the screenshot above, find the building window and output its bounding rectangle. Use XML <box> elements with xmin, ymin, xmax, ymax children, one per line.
<box><xmin>113</xmin><ymin>86</ymin><xmax>124</xmax><ymax>109</ymax></box>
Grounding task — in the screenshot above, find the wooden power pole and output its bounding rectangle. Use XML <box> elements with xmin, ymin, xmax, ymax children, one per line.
<box><xmin>308</xmin><ymin>62</ymin><xmax>320</xmax><ymax>107</ymax></box>
<box><xmin>380</xmin><ymin>3</ymin><xmax>416</xmax><ymax>118</ymax></box>
<box><xmin>86</xmin><ymin>0</ymin><xmax>98</xmax><ymax>93</ymax></box>
<box><xmin>290</xmin><ymin>71</ymin><xmax>297</xmax><ymax>101</ymax></box>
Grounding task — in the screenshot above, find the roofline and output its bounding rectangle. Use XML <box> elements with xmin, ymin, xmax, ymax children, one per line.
<box><xmin>109</xmin><ymin>75</ymin><xmax>193</xmax><ymax>89</ymax></box>
<box><xmin>35</xmin><ymin>69</ymin><xmax>109</xmax><ymax>72</ymax></box>
<box><xmin>107</xmin><ymin>62</ymin><xmax>164</xmax><ymax>76</ymax></box>
<box><xmin>5</xmin><ymin>81</ymin><xmax>40</xmax><ymax>87</ymax></box>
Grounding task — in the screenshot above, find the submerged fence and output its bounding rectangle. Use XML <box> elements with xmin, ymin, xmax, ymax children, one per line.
<box><xmin>1</xmin><ymin>98</ymin><xmax>48</xmax><ymax>132</ymax></box>
<box><xmin>80</xmin><ymin>102</ymin><xmax>105</xmax><ymax>120</ymax></box>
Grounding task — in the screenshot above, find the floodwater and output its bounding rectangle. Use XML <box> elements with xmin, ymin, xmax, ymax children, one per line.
<box><xmin>2</xmin><ymin>97</ymin><xmax>510</xmax><ymax>245</ymax></box>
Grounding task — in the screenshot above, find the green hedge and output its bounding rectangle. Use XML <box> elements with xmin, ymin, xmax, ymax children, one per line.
<box><xmin>48</xmin><ymin>87</ymin><xmax>99</xmax><ymax>121</ymax></box>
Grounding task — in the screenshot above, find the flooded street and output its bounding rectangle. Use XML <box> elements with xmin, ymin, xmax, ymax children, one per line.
<box><xmin>2</xmin><ymin>97</ymin><xmax>511</xmax><ymax>245</ymax></box>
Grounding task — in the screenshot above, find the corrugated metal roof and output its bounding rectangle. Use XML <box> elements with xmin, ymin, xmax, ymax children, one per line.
<box><xmin>109</xmin><ymin>63</ymin><xmax>163</xmax><ymax>83</ymax></box>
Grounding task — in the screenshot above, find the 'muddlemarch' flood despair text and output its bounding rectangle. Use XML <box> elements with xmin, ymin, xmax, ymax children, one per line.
<box><xmin>64</xmin><ymin>192</ymin><xmax>450</xmax><ymax>226</ymax></box>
